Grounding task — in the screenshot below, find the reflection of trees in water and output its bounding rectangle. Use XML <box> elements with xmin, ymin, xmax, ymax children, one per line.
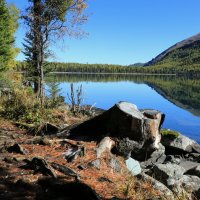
<box><xmin>46</xmin><ymin>74</ymin><xmax>200</xmax><ymax>116</ymax></box>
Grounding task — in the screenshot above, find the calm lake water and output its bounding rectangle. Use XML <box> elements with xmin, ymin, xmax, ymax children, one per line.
<box><xmin>47</xmin><ymin>74</ymin><xmax>200</xmax><ymax>143</ymax></box>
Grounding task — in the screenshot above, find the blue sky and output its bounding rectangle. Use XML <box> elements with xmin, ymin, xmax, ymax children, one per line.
<box><xmin>7</xmin><ymin>0</ymin><xmax>200</xmax><ymax>65</ymax></box>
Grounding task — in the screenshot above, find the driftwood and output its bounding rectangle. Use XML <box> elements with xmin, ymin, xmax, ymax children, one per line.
<box><xmin>23</xmin><ymin>157</ymin><xmax>57</xmax><ymax>179</ymax></box>
<box><xmin>64</xmin><ymin>145</ymin><xmax>86</xmax><ymax>162</ymax></box>
<box><xmin>51</xmin><ymin>162</ymin><xmax>80</xmax><ymax>180</ymax></box>
<box><xmin>96</xmin><ymin>137</ymin><xmax>115</xmax><ymax>158</ymax></box>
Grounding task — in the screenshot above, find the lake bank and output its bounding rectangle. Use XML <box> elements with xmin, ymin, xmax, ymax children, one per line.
<box><xmin>50</xmin><ymin>71</ymin><xmax>177</xmax><ymax>76</ymax></box>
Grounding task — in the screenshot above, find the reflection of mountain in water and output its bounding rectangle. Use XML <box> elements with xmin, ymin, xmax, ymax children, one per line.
<box><xmin>46</xmin><ymin>73</ymin><xmax>200</xmax><ymax>117</ymax></box>
<box><xmin>142</xmin><ymin>77</ymin><xmax>200</xmax><ymax>117</ymax></box>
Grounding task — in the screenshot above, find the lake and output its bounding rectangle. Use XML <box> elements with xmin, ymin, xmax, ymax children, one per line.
<box><xmin>46</xmin><ymin>74</ymin><xmax>200</xmax><ymax>143</ymax></box>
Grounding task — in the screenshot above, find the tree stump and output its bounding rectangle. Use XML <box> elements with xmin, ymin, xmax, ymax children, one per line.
<box><xmin>69</xmin><ymin>102</ymin><xmax>165</xmax><ymax>160</ymax></box>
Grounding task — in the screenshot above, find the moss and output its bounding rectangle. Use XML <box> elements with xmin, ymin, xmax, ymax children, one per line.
<box><xmin>161</xmin><ymin>129</ymin><xmax>180</xmax><ymax>139</ymax></box>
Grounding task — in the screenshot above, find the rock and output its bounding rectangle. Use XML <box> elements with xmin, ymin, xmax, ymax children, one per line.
<box><xmin>141</xmin><ymin>143</ymin><xmax>166</xmax><ymax>168</ymax></box>
<box><xmin>162</xmin><ymin>133</ymin><xmax>200</xmax><ymax>154</ymax></box>
<box><xmin>138</xmin><ymin>173</ymin><xmax>175</xmax><ymax>199</ymax></box>
<box><xmin>7</xmin><ymin>143</ymin><xmax>28</xmax><ymax>155</ymax></box>
<box><xmin>109</xmin><ymin>158</ymin><xmax>122</xmax><ymax>173</ymax></box>
<box><xmin>164</xmin><ymin>155</ymin><xmax>181</xmax><ymax>165</ymax></box>
<box><xmin>88</xmin><ymin>159</ymin><xmax>101</xmax><ymax>170</ymax></box>
<box><xmin>185</xmin><ymin>165</ymin><xmax>200</xmax><ymax>178</ymax></box>
<box><xmin>173</xmin><ymin>175</ymin><xmax>200</xmax><ymax>199</ymax></box>
<box><xmin>3</xmin><ymin>157</ymin><xmax>18</xmax><ymax>164</ymax></box>
<box><xmin>126</xmin><ymin>157</ymin><xmax>141</xmax><ymax>175</ymax></box>
<box><xmin>69</xmin><ymin>102</ymin><xmax>165</xmax><ymax>160</ymax></box>
<box><xmin>180</xmin><ymin>161</ymin><xmax>199</xmax><ymax>171</ymax></box>
<box><xmin>115</xmin><ymin>137</ymin><xmax>141</xmax><ymax>159</ymax></box>
<box><xmin>96</xmin><ymin>137</ymin><xmax>115</xmax><ymax>158</ymax></box>
<box><xmin>23</xmin><ymin>157</ymin><xmax>57</xmax><ymax>179</ymax></box>
<box><xmin>192</xmin><ymin>143</ymin><xmax>200</xmax><ymax>154</ymax></box>
<box><xmin>185</xmin><ymin>153</ymin><xmax>200</xmax><ymax>163</ymax></box>
<box><xmin>147</xmin><ymin>163</ymin><xmax>185</xmax><ymax>185</ymax></box>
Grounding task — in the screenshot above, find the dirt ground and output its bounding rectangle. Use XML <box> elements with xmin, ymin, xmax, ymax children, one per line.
<box><xmin>0</xmin><ymin>119</ymin><xmax>161</xmax><ymax>200</ymax></box>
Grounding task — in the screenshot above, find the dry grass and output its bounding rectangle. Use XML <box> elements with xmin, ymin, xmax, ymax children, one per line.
<box><xmin>0</xmin><ymin>119</ymin><xmax>165</xmax><ymax>200</ymax></box>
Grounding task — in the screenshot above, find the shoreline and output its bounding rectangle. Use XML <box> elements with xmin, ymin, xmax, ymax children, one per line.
<box><xmin>50</xmin><ymin>72</ymin><xmax>177</xmax><ymax>76</ymax></box>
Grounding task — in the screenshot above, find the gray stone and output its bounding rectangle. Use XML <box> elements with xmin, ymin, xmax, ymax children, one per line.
<box><xmin>185</xmin><ymin>153</ymin><xmax>200</xmax><ymax>163</ymax></box>
<box><xmin>116</xmin><ymin>137</ymin><xmax>142</xmax><ymax>159</ymax></box>
<box><xmin>173</xmin><ymin>175</ymin><xmax>200</xmax><ymax>199</ymax></box>
<box><xmin>141</xmin><ymin>143</ymin><xmax>166</xmax><ymax>168</ymax></box>
<box><xmin>192</xmin><ymin>143</ymin><xmax>200</xmax><ymax>154</ymax></box>
<box><xmin>139</xmin><ymin>173</ymin><xmax>175</xmax><ymax>200</ymax></box>
<box><xmin>162</xmin><ymin>133</ymin><xmax>200</xmax><ymax>154</ymax></box>
<box><xmin>126</xmin><ymin>157</ymin><xmax>141</xmax><ymax>175</ymax></box>
<box><xmin>180</xmin><ymin>161</ymin><xmax>199</xmax><ymax>171</ymax></box>
<box><xmin>148</xmin><ymin>163</ymin><xmax>185</xmax><ymax>185</ymax></box>
<box><xmin>109</xmin><ymin>158</ymin><xmax>122</xmax><ymax>173</ymax></box>
<box><xmin>88</xmin><ymin>159</ymin><xmax>101</xmax><ymax>170</ymax></box>
<box><xmin>164</xmin><ymin>155</ymin><xmax>181</xmax><ymax>165</ymax></box>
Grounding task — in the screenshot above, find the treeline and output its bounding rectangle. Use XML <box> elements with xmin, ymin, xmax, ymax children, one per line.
<box><xmin>16</xmin><ymin>61</ymin><xmax>200</xmax><ymax>75</ymax></box>
<box><xmin>17</xmin><ymin>61</ymin><xmax>144</xmax><ymax>74</ymax></box>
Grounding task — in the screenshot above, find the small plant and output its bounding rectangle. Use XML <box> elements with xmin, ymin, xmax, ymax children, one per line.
<box><xmin>46</xmin><ymin>82</ymin><xmax>64</xmax><ymax>108</ymax></box>
<box><xmin>67</xmin><ymin>83</ymin><xmax>84</xmax><ymax>114</ymax></box>
<box><xmin>161</xmin><ymin>129</ymin><xmax>180</xmax><ymax>139</ymax></box>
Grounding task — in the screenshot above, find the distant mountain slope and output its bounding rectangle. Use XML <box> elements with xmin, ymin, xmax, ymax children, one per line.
<box><xmin>145</xmin><ymin>33</ymin><xmax>200</xmax><ymax>66</ymax></box>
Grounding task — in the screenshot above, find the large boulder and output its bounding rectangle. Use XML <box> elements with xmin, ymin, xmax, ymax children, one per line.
<box><xmin>146</xmin><ymin>163</ymin><xmax>200</xmax><ymax>199</ymax></box>
<box><xmin>180</xmin><ymin>160</ymin><xmax>199</xmax><ymax>171</ymax></box>
<box><xmin>147</xmin><ymin>163</ymin><xmax>185</xmax><ymax>185</ymax></box>
<box><xmin>173</xmin><ymin>175</ymin><xmax>200</xmax><ymax>199</ymax></box>
<box><xmin>140</xmin><ymin>143</ymin><xmax>166</xmax><ymax>168</ymax></box>
<box><xmin>69</xmin><ymin>102</ymin><xmax>165</xmax><ymax>160</ymax></box>
<box><xmin>161</xmin><ymin>132</ymin><xmax>200</xmax><ymax>155</ymax></box>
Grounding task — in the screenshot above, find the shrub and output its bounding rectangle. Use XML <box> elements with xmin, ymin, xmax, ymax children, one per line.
<box><xmin>0</xmin><ymin>87</ymin><xmax>40</xmax><ymax>121</ymax></box>
<box><xmin>161</xmin><ymin>129</ymin><xmax>180</xmax><ymax>139</ymax></box>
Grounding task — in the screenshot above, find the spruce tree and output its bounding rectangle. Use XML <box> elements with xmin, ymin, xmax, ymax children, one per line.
<box><xmin>23</xmin><ymin>0</ymin><xmax>88</xmax><ymax>103</ymax></box>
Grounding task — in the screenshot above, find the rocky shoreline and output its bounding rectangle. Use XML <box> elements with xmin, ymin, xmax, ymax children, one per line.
<box><xmin>65</xmin><ymin>101</ymin><xmax>200</xmax><ymax>199</ymax></box>
<box><xmin>0</xmin><ymin>102</ymin><xmax>199</xmax><ymax>199</ymax></box>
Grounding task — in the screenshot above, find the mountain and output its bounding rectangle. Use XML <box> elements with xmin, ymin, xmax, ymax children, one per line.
<box><xmin>129</xmin><ymin>63</ymin><xmax>145</xmax><ymax>67</ymax></box>
<box><xmin>145</xmin><ymin>33</ymin><xmax>200</xmax><ymax>66</ymax></box>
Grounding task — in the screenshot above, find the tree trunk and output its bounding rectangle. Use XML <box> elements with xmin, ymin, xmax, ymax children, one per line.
<box><xmin>33</xmin><ymin>0</ymin><xmax>44</xmax><ymax>104</ymax></box>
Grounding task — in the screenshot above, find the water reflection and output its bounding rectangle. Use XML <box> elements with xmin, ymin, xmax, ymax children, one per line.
<box><xmin>46</xmin><ymin>74</ymin><xmax>200</xmax><ymax>142</ymax></box>
<box><xmin>47</xmin><ymin>74</ymin><xmax>200</xmax><ymax>116</ymax></box>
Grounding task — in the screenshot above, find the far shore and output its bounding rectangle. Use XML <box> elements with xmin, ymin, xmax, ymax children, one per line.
<box><xmin>49</xmin><ymin>72</ymin><xmax>177</xmax><ymax>76</ymax></box>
